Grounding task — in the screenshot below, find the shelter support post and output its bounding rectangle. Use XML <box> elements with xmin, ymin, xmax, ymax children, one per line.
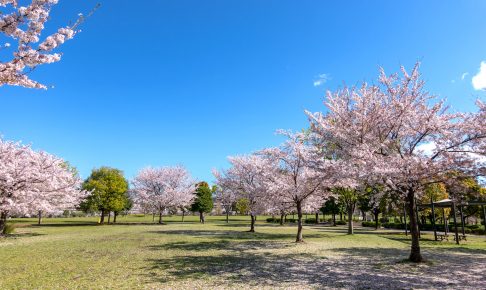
<box><xmin>442</xmin><ymin>208</ymin><xmax>448</xmax><ymax>235</ymax></box>
<box><xmin>459</xmin><ymin>205</ymin><xmax>466</xmax><ymax>237</ymax></box>
<box><xmin>431</xmin><ymin>197</ymin><xmax>437</xmax><ymax>241</ymax></box>
<box><xmin>415</xmin><ymin>198</ymin><xmax>421</xmax><ymax>239</ymax></box>
<box><xmin>452</xmin><ymin>202</ymin><xmax>460</xmax><ymax>245</ymax></box>
<box><xmin>403</xmin><ymin>203</ymin><xmax>408</xmax><ymax>236</ymax></box>
<box><xmin>482</xmin><ymin>205</ymin><xmax>486</xmax><ymax>234</ymax></box>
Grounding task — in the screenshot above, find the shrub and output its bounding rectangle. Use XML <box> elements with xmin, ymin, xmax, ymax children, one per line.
<box><xmin>304</xmin><ymin>218</ymin><xmax>318</xmax><ymax>224</ymax></box>
<box><xmin>335</xmin><ymin>220</ymin><xmax>346</xmax><ymax>225</ymax></box>
<box><xmin>2</xmin><ymin>223</ymin><xmax>16</xmax><ymax>235</ymax></box>
<box><xmin>362</xmin><ymin>221</ymin><xmax>380</xmax><ymax>227</ymax></box>
<box><xmin>266</xmin><ymin>217</ymin><xmax>277</xmax><ymax>223</ymax></box>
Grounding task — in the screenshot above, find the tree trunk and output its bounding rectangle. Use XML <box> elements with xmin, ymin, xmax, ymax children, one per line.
<box><xmin>182</xmin><ymin>210</ymin><xmax>185</xmax><ymax>222</ymax></box>
<box><xmin>38</xmin><ymin>210</ymin><xmax>42</xmax><ymax>225</ymax></box>
<box><xmin>374</xmin><ymin>211</ymin><xmax>379</xmax><ymax>229</ymax></box>
<box><xmin>0</xmin><ymin>211</ymin><xmax>7</xmax><ymax>234</ymax></box>
<box><xmin>158</xmin><ymin>211</ymin><xmax>163</xmax><ymax>224</ymax></box>
<box><xmin>100</xmin><ymin>209</ymin><xmax>105</xmax><ymax>224</ymax></box>
<box><xmin>361</xmin><ymin>210</ymin><xmax>366</xmax><ymax>222</ymax></box>
<box><xmin>107</xmin><ymin>212</ymin><xmax>111</xmax><ymax>224</ymax></box>
<box><xmin>407</xmin><ymin>188</ymin><xmax>423</xmax><ymax>262</ymax></box>
<box><xmin>347</xmin><ymin>206</ymin><xmax>354</xmax><ymax>234</ymax></box>
<box><xmin>199</xmin><ymin>211</ymin><xmax>205</xmax><ymax>224</ymax></box>
<box><xmin>113</xmin><ymin>212</ymin><xmax>118</xmax><ymax>223</ymax></box>
<box><xmin>332</xmin><ymin>213</ymin><xmax>336</xmax><ymax>226</ymax></box>
<box><xmin>340</xmin><ymin>212</ymin><xmax>343</xmax><ymax>221</ymax></box>
<box><xmin>280</xmin><ymin>213</ymin><xmax>284</xmax><ymax>225</ymax></box>
<box><xmin>226</xmin><ymin>211</ymin><xmax>229</xmax><ymax>223</ymax></box>
<box><xmin>296</xmin><ymin>201</ymin><xmax>304</xmax><ymax>242</ymax></box>
<box><xmin>152</xmin><ymin>212</ymin><xmax>155</xmax><ymax>222</ymax></box>
<box><xmin>315</xmin><ymin>212</ymin><xmax>319</xmax><ymax>224</ymax></box>
<box><xmin>249</xmin><ymin>213</ymin><xmax>256</xmax><ymax>232</ymax></box>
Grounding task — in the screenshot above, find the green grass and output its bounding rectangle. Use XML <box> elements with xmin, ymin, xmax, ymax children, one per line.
<box><xmin>1</xmin><ymin>216</ymin><xmax>485</xmax><ymax>289</ymax></box>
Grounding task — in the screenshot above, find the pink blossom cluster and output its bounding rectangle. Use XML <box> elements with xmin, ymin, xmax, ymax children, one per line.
<box><xmin>0</xmin><ymin>138</ymin><xmax>86</xmax><ymax>222</ymax></box>
<box><xmin>131</xmin><ymin>166</ymin><xmax>195</xmax><ymax>215</ymax></box>
<box><xmin>0</xmin><ymin>0</ymin><xmax>78</xmax><ymax>89</ymax></box>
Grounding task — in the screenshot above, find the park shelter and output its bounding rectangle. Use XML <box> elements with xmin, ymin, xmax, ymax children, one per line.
<box><xmin>414</xmin><ymin>198</ymin><xmax>486</xmax><ymax>244</ymax></box>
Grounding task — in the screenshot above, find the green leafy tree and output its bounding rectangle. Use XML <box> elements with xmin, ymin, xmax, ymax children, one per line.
<box><xmin>235</xmin><ymin>198</ymin><xmax>250</xmax><ymax>215</ymax></box>
<box><xmin>336</xmin><ymin>187</ymin><xmax>358</xmax><ymax>234</ymax></box>
<box><xmin>113</xmin><ymin>192</ymin><xmax>133</xmax><ymax>223</ymax></box>
<box><xmin>81</xmin><ymin>167</ymin><xmax>129</xmax><ymax>224</ymax></box>
<box><xmin>320</xmin><ymin>196</ymin><xmax>339</xmax><ymax>226</ymax></box>
<box><xmin>191</xmin><ymin>182</ymin><xmax>214</xmax><ymax>223</ymax></box>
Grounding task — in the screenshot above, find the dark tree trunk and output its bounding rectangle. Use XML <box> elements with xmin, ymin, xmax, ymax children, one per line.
<box><xmin>296</xmin><ymin>201</ymin><xmax>304</xmax><ymax>242</ymax></box>
<box><xmin>347</xmin><ymin>206</ymin><xmax>354</xmax><ymax>234</ymax></box>
<box><xmin>152</xmin><ymin>212</ymin><xmax>155</xmax><ymax>222</ymax></box>
<box><xmin>332</xmin><ymin>213</ymin><xmax>336</xmax><ymax>226</ymax></box>
<box><xmin>113</xmin><ymin>212</ymin><xmax>118</xmax><ymax>223</ymax></box>
<box><xmin>280</xmin><ymin>213</ymin><xmax>284</xmax><ymax>225</ymax></box>
<box><xmin>100</xmin><ymin>210</ymin><xmax>105</xmax><ymax>224</ymax></box>
<box><xmin>0</xmin><ymin>211</ymin><xmax>7</xmax><ymax>234</ymax></box>
<box><xmin>158</xmin><ymin>211</ymin><xmax>163</xmax><ymax>224</ymax></box>
<box><xmin>407</xmin><ymin>188</ymin><xmax>423</xmax><ymax>262</ymax></box>
<box><xmin>361</xmin><ymin>210</ymin><xmax>366</xmax><ymax>222</ymax></box>
<box><xmin>374</xmin><ymin>211</ymin><xmax>379</xmax><ymax>230</ymax></box>
<box><xmin>107</xmin><ymin>212</ymin><xmax>111</xmax><ymax>224</ymax></box>
<box><xmin>226</xmin><ymin>211</ymin><xmax>229</xmax><ymax>223</ymax></box>
<box><xmin>340</xmin><ymin>212</ymin><xmax>343</xmax><ymax>221</ymax></box>
<box><xmin>249</xmin><ymin>213</ymin><xmax>256</xmax><ymax>232</ymax></box>
<box><xmin>38</xmin><ymin>210</ymin><xmax>42</xmax><ymax>225</ymax></box>
<box><xmin>199</xmin><ymin>211</ymin><xmax>205</xmax><ymax>224</ymax></box>
<box><xmin>182</xmin><ymin>210</ymin><xmax>185</xmax><ymax>222</ymax></box>
<box><xmin>315</xmin><ymin>212</ymin><xmax>319</xmax><ymax>224</ymax></box>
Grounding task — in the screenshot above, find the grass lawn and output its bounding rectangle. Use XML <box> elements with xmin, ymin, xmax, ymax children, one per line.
<box><xmin>1</xmin><ymin>215</ymin><xmax>485</xmax><ymax>289</ymax></box>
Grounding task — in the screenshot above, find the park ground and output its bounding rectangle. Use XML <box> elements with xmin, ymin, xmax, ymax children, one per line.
<box><xmin>0</xmin><ymin>215</ymin><xmax>485</xmax><ymax>289</ymax></box>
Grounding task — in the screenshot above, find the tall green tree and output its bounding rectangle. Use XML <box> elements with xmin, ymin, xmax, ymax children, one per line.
<box><xmin>81</xmin><ymin>167</ymin><xmax>129</xmax><ymax>224</ymax></box>
<box><xmin>320</xmin><ymin>196</ymin><xmax>340</xmax><ymax>226</ymax></box>
<box><xmin>113</xmin><ymin>192</ymin><xmax>133</xmax><ymax>223</ymax></box>
<box><xmin>191</xmin><ymin>182</ymin><xmax>214</xmax><ymax>223</ymax></box>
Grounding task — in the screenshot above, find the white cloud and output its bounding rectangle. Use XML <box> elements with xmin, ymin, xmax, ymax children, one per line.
<box><xmin>313</xmin><ymin>73</ymin><xmax>330</xmax><ymax>87</ymax></box>
<box><xmin>461</xmin><ymin>72</ymin><xmax>468</xmax><ymax>80</ymax></box>
<box><xmin>416</xmin><ymin>142</ymin><xmax>436</xmax><ymax>156</ymax></box>
<box><xmin>472</xmin><ymin>61</ymin><xmax>486</xmax><ymax>91</ymax></box>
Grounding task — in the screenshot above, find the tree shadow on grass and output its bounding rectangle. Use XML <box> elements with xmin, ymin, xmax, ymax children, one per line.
<box><xmin>148</xmin><ymin>229</ymin><xmax>322</xmax><ymax>241</ymax></box>
<box><xmin>1</xmin><ymin>232</ymin><xmax>45</xmax><ymax>238</ymax></box>
<box><xmin>143</xmin><ymin>239</ymin><xmax>486</xmax><ymax>289</ymax></box>
<box><xmin>147</xmin><ymin>239</ymin><xmax>292</xmax><ymax>252</ymax></box>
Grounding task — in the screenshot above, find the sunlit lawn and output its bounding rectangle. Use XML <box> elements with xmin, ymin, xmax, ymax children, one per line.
<box><xmin>1</xmin><ymin>215</ymin><xmax>485</xmax><ymax>289</ymax></box>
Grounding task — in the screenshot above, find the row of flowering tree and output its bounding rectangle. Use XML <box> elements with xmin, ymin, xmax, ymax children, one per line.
<box><xmin>215</xmin><ymin>64</ymin><xmax>485</xmax><ymax>262</ymax></box>
<box><xmin>0</xmin><ymin>138</ymin><xmax>86</xmax><ymax>233</ymax></box>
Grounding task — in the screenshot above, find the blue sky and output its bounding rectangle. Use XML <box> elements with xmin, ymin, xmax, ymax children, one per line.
<box><xmin>1</xmin><ymin>0</ymin><xmax>485</xmax><ymax>182</ymax></box>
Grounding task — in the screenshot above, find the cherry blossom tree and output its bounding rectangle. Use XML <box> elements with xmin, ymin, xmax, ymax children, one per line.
<box><xmin>0</xmin><ymin>0</ymin><xmax>95</xmax><ymax>89</ymax></box>
<box><xmin>30</xmin><ymin>161</ymin><xmax>83</xmax><ymax>224</ymax></box>
<box><xmin>131</xmin><ymin>166</ymin><xmax>195</xmax><ymax>224</ymax></box>
<box><xmin>0</xmin><ymin>138</ymin><xmax>85</xmax><ymax>233</ymax></box>
<box><xmin>215</xmin><ymin>154</ymin><xmax>273</xmax><ymax>232</ymax></box>
<box><xmin>306</xmin><ymin>63</ymin><xmax>486</xmax><ymax>262</ymax></box>
<box><xmin>259</xmin><ymin>132</ymin><xmax>331</xmax><ymax>242</ymax></box>
<box><xmin>213</xmin><ymin>170</ymin><xmax>238</xmax><ymax>223</ymax></box>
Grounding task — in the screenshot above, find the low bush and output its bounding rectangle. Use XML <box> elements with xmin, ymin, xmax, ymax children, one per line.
<box><xmin>2</xmin><ymin>223</ymin><xmax>16</xmax><ymax>235</ymax></box>
<box><xmin>362</xmin><ymin>221</ymin><xmax>380</xmax><ymax>228</ymax></box>
<box><xmin>335</xmin><ymin>220</ymin><xmax>346</xmax><ymax>225</ymax></box>
<box><xmin>266</xmin><ymin>217</ymin><xmax>297</xmax><ymax>223</ymax></box>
